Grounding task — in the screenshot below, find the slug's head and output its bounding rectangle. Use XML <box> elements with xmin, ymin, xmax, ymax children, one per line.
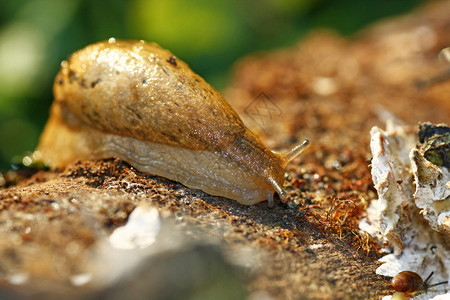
<box><xmin>241</xmin><ymin>139</ymin><xmax>310</xmax><ymax>207</ymax></box>
<box><xmin>269</xmin><ymin>139</ymin><xmax>310</xmax><ymax>206</ymax></box>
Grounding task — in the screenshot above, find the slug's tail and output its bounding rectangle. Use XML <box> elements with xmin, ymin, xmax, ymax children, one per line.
<box><xmin>282</xmin><ymin>139</ymin><xmax>310</xmax><ymax>167</ymax></box>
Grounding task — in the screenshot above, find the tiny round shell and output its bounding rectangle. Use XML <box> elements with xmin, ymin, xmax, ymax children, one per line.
<box><xmin>391</xmin><ymin>271</ymin><xmax>448</xmax><ymax>297</ymax></box>
<box><xmin>391</xmin><ymin>271</ymin><xmax>423</xmax><ymax>293</ymax></box>
<box><xmin>37</xmin><ymin>39</ymin><xmax>309</xmax><ymax>205</ymax></box>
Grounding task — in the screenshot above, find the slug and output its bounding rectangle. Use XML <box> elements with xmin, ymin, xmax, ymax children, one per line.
<box><xmin>36</xmin><ymin>39</ymin><xmax>310</xmax><ymax>206</ymax></box>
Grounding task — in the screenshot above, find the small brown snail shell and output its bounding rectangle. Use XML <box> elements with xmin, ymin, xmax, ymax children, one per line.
<box><xmin>391</xmin><ymin>271</ymin><xmax>448</xmax><ymax>296</ymax></box>
<box><xmin>36</xmin><ymin>39</ymin><xmax>310</xmax><ymax>206</ymax></box>
<box><xmin>391</xmin><ymin>271</ymin><xmax>424</xmax><ymax>293</ymax></box>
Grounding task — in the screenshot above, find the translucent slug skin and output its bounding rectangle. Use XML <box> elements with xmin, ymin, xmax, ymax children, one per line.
<box><xmin>37</xmin><ymin>39</ymin><xmax>308</xmax><ymax>205</ymax></box>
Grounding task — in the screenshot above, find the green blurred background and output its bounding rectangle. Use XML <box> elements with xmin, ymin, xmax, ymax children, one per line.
<box><xmin>0</xmin><ymin>0</ymin><xmax>428</xmax><ymax>171</ymax></box>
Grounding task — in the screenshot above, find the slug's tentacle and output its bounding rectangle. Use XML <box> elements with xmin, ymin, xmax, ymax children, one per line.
<box><xmin>264</xmin><ymin>139</ymin><xmax>310</xmax><ymax>204</ymax></box>
<box><xmin>267</xmin><ymin>176</ymin><xmax>285</xmax><ymax>198</ymax></box>
<box><xmin>282</xmin><ymin>139</ymin><xmax>310</xmax><ymax>168</ymax></box>
<box><xmin>266</xmin><ymin>192</ymin><xmax>275</xmax><ymax>208</ymax></box>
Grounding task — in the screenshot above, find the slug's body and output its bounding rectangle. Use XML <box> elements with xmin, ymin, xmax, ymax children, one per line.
<box><xmin>37</xmin><ymin>39</ymin><xmax>309</xmax><ymax>205</ymax></box>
